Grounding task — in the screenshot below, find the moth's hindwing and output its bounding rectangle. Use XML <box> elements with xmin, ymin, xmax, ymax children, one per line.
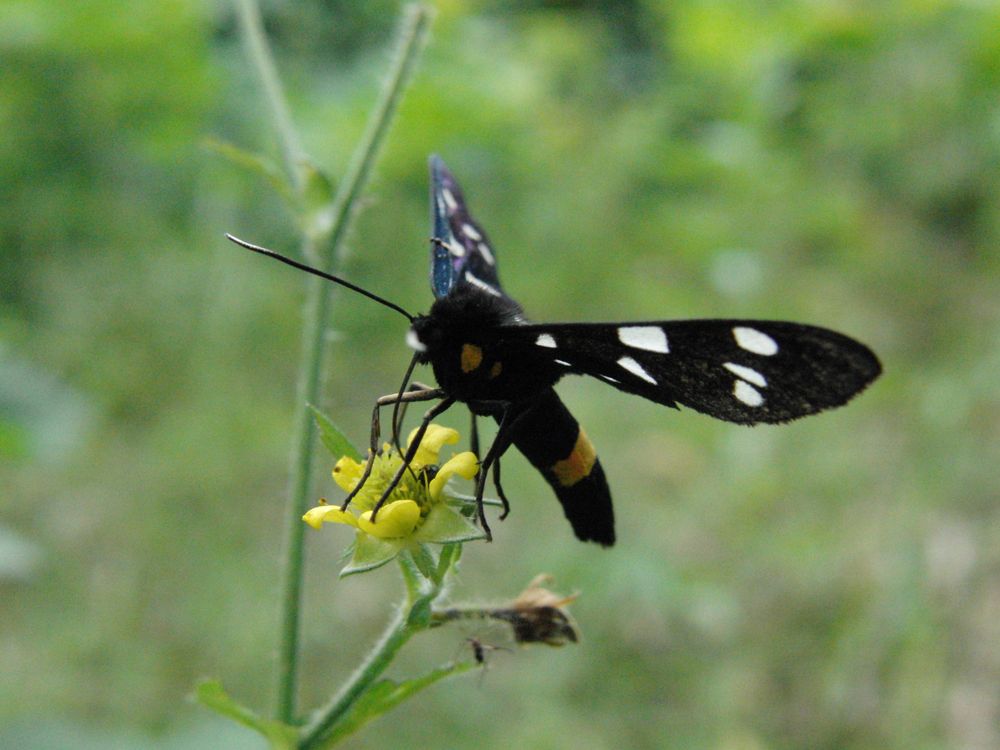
<box><xmin>429</xmin><ymin>155</ymin><xmax>506</xmax><ymax>300</ymax></box>
<box><xmin>503</xmin><ymin>389</ymin><xmax>614</xmax><ymax>546</ymax></box>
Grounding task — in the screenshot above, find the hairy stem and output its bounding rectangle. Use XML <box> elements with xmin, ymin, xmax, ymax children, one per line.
<box><xmin>234</xmin><ymin>0</ymin><xmax>434</xmax><ymax>727</ymax></box>
<box><xmin>233</xmin><ymin>0</ymin><xmax>306</xmax><ymax>188</ymax></box>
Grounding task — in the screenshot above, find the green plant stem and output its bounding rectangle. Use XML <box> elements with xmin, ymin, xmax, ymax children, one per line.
<box><xmin>234</xmin><ymin>0</ymin><xmax>434</xmax><ymax>727</ymax></box>
<box><xmin>299</xmin><ymin>551</ymin><xmax>442</xmax><ymax>748</ymax></box>
<box><xmin>277</xmin><ymin>261</ymin><xmax>327</xmax><ymax>726</ymax></box>
<box><xmin>233</xmin><ymin>0</ymin><xmax>306</xmax><ymax>188</ymax></box>
<box><xmin>298</xmin><ymin>606</ymin><xmax>415</xmax><ymax>750</ymax></box>
<box><xmin>312</xmin><ymin>3</ymin><xmax>434</xmax><ymax>255</ymax></box>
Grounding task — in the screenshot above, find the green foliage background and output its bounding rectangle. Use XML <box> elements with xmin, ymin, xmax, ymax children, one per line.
<box><xmin>3</xmin><ymin>1</ymin><xmax>999</xmax><ymax>748</ymax></box>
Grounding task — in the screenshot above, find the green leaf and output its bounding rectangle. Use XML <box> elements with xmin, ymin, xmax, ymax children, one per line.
<box><xmin>319</xmin><ymin>665</ymin><xmax>476</xmax><ymax>746</ymax></box>
<box><xmin>340</xmin><ymin>533</ymin><xmax>401</xmax><ymax>577</ymax></box>
<box><xmin>202</xmin><ymin>137</ymin><xmax>296</xmax><ymax>210</ymax></box>
<box><xmin>194</xmin><ymin>679</ymin><xmax>297</xmax><ymax>749</ymax></box>
<box><xmin>309</xmin><ymin>404</ymin><xmax>363</xmax><ymax>462</ymax></box>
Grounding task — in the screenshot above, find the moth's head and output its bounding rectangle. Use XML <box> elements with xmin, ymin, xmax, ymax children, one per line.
<box><xmin>406</xmin><ymin>314</ymin><xmax>440</xmax><ymax>362</ymax></box>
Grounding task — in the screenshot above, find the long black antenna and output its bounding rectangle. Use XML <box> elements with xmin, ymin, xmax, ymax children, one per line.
<box><xmin>225</xmin><ymin>233</ymin><xmax>415</xmax><ymax>322</ymax></box>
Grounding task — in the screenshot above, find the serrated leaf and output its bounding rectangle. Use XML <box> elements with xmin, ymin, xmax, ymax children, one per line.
<box><xmin>309</xmin><ymin>405</ymin><xmax>363</xmax><ymax>462</ymax></box>
<box><xmin>194</xmin><ymin>679</ymin><xmax>297</xmax><ymax>749</ymax></box>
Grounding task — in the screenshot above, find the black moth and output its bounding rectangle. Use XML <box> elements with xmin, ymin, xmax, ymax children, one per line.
<box><xmin>228</xmin><ymin>155</ymin><xmax>881</xmax><ymax>546</ymax></box>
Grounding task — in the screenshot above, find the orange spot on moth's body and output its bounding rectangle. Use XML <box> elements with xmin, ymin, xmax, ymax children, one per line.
<box><xmin>550</xmin><ymin>428</ymin><xmax>597</xmax><ymax>487</ymax></box>
<box><xmin>461</xmin><ymin>343</ymin><xmax>483</xmax><ymax>373</ymax></box>
<box><xmin>489</xmin><ymin>361</ymin><xmax>503</xmax><ymax>379</ymax></box>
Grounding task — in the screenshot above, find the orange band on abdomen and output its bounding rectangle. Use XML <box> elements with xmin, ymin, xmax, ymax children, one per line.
<box><xmin>550</xmin><ymin>428</ymin><xmax>597</xmax><ymax>487</ymax></box>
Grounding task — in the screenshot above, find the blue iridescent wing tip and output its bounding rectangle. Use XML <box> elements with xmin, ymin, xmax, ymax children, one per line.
<box><xmin>429</xmin><ymin>154</ymin><xmax>457</xmax><ymax>298</ymax></box>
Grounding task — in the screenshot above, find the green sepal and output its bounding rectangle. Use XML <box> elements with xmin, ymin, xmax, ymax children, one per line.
<box><xmin>409</xmin><ymin>543</ymin><xmax>438</xmax><ymax>580</ymax></box>
<box><xmin>417</xmin><ymin>503</ymin><xmax>486</xmax><ymax>544</ymax></box>
<box><xmin>339</xmin><ymin>533</ymin><xmax>401</xmax><ymax>577</ymax></box>
<box><xmin>309</xmin><ymin>405</ymin><xmax>363</xmax><ymax>462</ymax></box>
<box><xmin>194</xmin><ymin>679</ymin><xmax>297</xmax><ymax>749</ymax></box>
<box><xmin>435</xmin><ymin>543</ymin><xmax>460</xmax><ymax>580</ymax></box>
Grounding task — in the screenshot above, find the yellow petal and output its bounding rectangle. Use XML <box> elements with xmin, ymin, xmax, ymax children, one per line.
<box><xmin>303</xmin><ymin>504</ymin><xmax>359</xmax><ymax>530</ymax></box>
<box><xmin>332</xmin><ymin>456</ymin><xmax>365</xmax><ymax>493</ymax></box>
<box><xmin>407</xmin><ymin>424</ymin><xmax>459</xmax><ymax>467</ymax></box>
<box><xmin>358</xmin><ymin>500</ymin><xmax>421</xmax><ymax>539</ymax></box>
<box><xmin>429</xmin><ymin>451</ymin><xmax>479</xmax><ymax>498</ymax></box>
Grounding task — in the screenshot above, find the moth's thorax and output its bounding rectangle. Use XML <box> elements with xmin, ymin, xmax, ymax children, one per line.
<box><xmin>406</xmin><ymin>288</ymin><xmax>562</xmax><ymax>404</ymax></box>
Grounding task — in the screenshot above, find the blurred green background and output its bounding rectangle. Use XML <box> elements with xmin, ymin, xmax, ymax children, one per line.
<box><xmin>3</xmin><ymin>1</ymin><xmax>999</xmax><ymax>748</ymax></box>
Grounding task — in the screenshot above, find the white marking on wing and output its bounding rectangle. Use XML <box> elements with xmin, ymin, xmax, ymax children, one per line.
<box><xmin>618</xmin><ymin>326</ymin><xmax>669</xmax><ymax>353</ymax></box>
<box><xmin>463</xmin><ymin>271</ymin><xmax>502</xmax><ymax>297</ymax></box>
<box><xmin>461</xmin><ymin>223</ymin><xmax>482</xmax><ymax>240</ymax></box>
<box><xmin>733</xmin><ymin>380</ymin><xmax>764</xmax><ymax>407</ymax></box>
<box><xmin>723</xmin><ymin>362</ymin><xmax>767</xmax><ymax>388</ymax></box>
<box><xmin>441</xmin><ymin>188</ymin><xmax>458</xmax><ymax>211</ymax></box>
<box><xmin>536</xmin><ymin>333</ymin><xmax>557</xmax><ymax>348</ymax></box>
<box><xmin>733</xmin><ymin>326</ymin><xmax>778</xmax><ymax>356</ymax></box>
<box><xmin>617</xmin><ymin>356</ymin><xmax>657</xmax><ymax>384</ymax></box>
<box><xmin>477</xmin><ymin>242</ymin><xmax>495</xmax><ymax>266</ymax></box>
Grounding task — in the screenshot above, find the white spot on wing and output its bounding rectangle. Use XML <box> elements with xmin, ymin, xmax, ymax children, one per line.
<box><xmin>536</xmin><ymin>333</ymin><xmax>557</xmax><ymax>348</ymax></box>
<box><xmin>617</xmin><ymin>356</ymin><xmax>657</xmax><ymax>385</ymax></box>
<box><xmin>448</xmin><ymin>240</ymin><xmax>465</xmax><ymax>257</ymax></box>
<box><xmin>406</xmin><ymin>329</ymin><xmax>426</xmax><ymax>353</ymax></box>
<box><xmin>441</xmin><ymin>188</ymin><xmax>458</xmax><ymax>212</ymax></box>
<box><xmin>733</xmin><ymin>326</ymin><xmax>778</xmax><ymax>356</ymax></box>
<box><xmin>618</xmin><ymin>326</ymin><xmax>669</xmax><ymax>353</ymax></box>
<box><xmin>555</xmin><ymin>359</ymin><xmax>572</xmax><ymax>367</ymax></box>
<box><xmin>461</xmin><ymin>223</ymin><xmax>482</xmax><ymax>240</ymax></box>
<box><xmin>463</xmin><ymin>271</ymin><xmax>502</xmax><ymax>297</ymax></box>
<box><xmin>477</xmin><ymin>242</ymin><xmax>496</xmax><ymax>266</ymax></box>
<box><xmin>723</xmin><ymin>362</ymin><xmax>767</xmax><ymax>388</ymax></box>
<box><xmin>733</xmin><ymin>380</ymin><xmax>764</xmax><ymax>407</ymax></box>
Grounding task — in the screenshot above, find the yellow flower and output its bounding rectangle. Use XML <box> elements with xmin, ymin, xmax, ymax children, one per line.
<box><xmin>303</xmin><ymin>424</ymin><xmax>484</xmax><ymax>575</ymax></box>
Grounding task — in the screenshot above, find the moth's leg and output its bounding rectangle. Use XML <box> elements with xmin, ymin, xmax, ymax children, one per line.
<box><xmin>340</xmin><ymin>387</ymin><xmax>446</xmax><ymax>511</ymax></box>
<box><xmin>468</xmin><ymin>412</ymin><xmax>512</xmax><ymax>519</ymax></box>
<box><xmin>491</xmin><ymin>458</ymin><xmax>511</xmax><ymax>520</ymax></box>
<box><xmin>369</xmin><ymin>395</ymin><xmax>457</xmax><ymax>519</ymax></box>
<box><xmin>474</xmin><ymin>397</ymin><xmax>544</xmax><ymax>540</ymax></box>
<box><xmin>393</xmin><ymin>380</ymin><xmax>435</xmax><ymax>443</ymax></box>
<box><xmin>389</xmin><ymin>353</ymin><xmax>422</xmax><ymax>455</ymax></box>
<box><xmin>469</xmin><ymin>412</ymin><xmax>480</xmax><ymax>473</ymax></box>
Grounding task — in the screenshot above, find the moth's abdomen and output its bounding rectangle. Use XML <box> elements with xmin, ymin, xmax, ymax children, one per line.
<box><xmin>503</xmin><ymin>389</ymin><xmax>615</xmax><ymax>546</ymax></box>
